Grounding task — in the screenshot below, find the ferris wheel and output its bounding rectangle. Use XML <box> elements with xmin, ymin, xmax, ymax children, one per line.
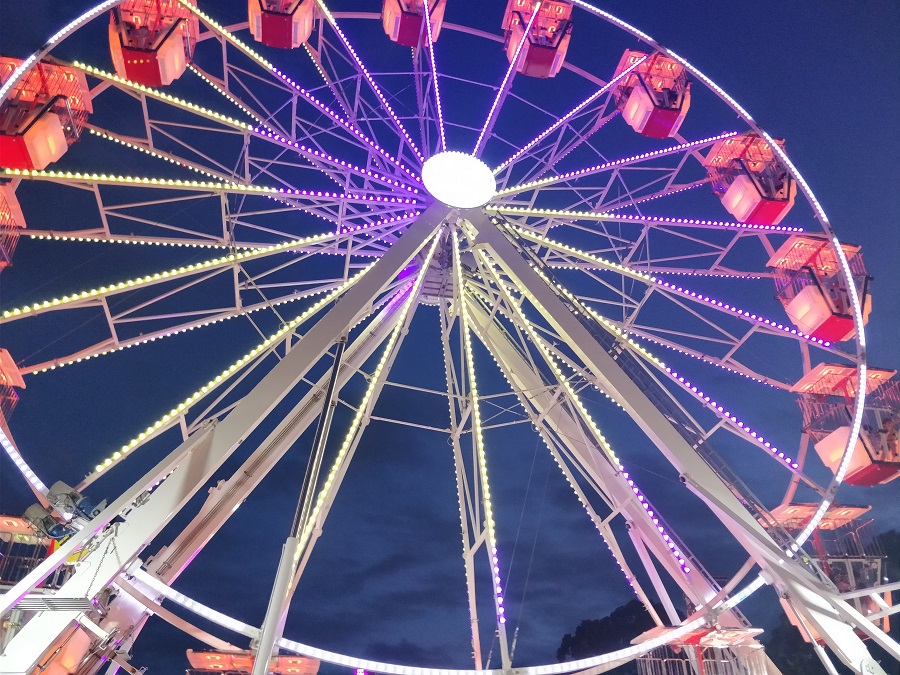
<box><xmin>0</xmin><ymin>1</ymin><xmax>898</xmax><ymax>674</ymax></box>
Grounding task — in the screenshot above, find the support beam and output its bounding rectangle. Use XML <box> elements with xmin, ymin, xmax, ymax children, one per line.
<box><xmin>463</xmin><ymin>210</ymin><xmax>880</xmax><ymax>672</ymax></box>
<box><xmin>0</xmin><ymin>204</ymin><xmax>450</xmax><ymax>675</ymax></box>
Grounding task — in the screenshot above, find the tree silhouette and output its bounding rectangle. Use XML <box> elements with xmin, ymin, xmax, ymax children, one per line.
<box><xmin>556</xmin><ymin>600</ymin><xmax>663</xmax><ymax>673</ymax></box>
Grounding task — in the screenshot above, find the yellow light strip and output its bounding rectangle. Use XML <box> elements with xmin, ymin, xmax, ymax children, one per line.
<box><xmin>510</xmin><ymin>225</ymin><xmax>656</xmax><ymax>283</ymax></box>
<box><xmin>471</xmin><ymin>246</ymin><xmax>622</xmax><ymax>468</ymax></box>
<box><xmin>28</xmin><ymin>231</ymin><xmax>229</xmax><ymax>249</ymax></box>
<box><xmin>87</xmin><ymin>262</ymin><xmax>376</xmax><ymax>478</ymax></box>
<box><xmin>29</xmin><ymin>283</ymin><xmax>342</xmax><ymax>375</ymax></box>
<box><xmin>187</xmin><ymin>64</ymin><xmax>265</xmax><ymax>126</ymax></box>
<box><xmin>87</xmin><ymin>128</ymin><xmax>223</xmax><ymax>181</ymax></box>
<box><xmin>292</xmin><ymin>232</ymin><xmax>444</xmax><ymax>566</ymax></box>
<box><xmin>454</xmin><ymin>228</ymin><xmax>508</xmax><ymax>625</ymax></box>
<box><xmin>73</xmin><ymin>61</ymin><xmax>252</xmax><ymax>131</ymax></box>
<box><xmin>5</xmin><ymin>167</ymin><xmax>269</xmax><ymax>193</ymax></box>
<box><xmin>2</xmin><ymin>230</ymin><xmax>338</xmax><ymax>320</ymax></box>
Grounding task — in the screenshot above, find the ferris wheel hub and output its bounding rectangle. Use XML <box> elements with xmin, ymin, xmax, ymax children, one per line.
<box><xmin>421</xmin><ymin>151</ymin><xmax>496</xmax><ymax>209</ymax></box>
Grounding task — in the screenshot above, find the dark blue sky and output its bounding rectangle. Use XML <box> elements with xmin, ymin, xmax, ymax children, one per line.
<box><xmin>0</xmin><ymin>1</ymin><xmax>898</xmax><ymax>673</ymax></box>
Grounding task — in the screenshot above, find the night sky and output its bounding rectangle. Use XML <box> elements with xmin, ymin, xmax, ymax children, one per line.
<box><xmin>1</xmin><ymin>1</ymin><xmax>898</xmax><ymax>673</ymax></box>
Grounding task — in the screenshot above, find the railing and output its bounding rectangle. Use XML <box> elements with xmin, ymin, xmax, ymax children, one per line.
<box><xmin>0</xmin><ymin>545</ymin><xmax>72</xmax><ymax>590</ymax></box>
<box><xmin>637</xmin><ymin>647</ymin><xmax>768</xmax><ymax>675</ymax></box>
<box><xmin>497</xmin><ymin>221</ymin><xmax>776</xmax><ymax>620</ymax></box>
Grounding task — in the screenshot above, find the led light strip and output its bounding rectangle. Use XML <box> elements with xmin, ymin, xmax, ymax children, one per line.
<box><xmin>2</xmin><ymin>168</ymin><xmax>419</xmax><ymax>208</ymax></box>
<box><xmin>423</xmin><ymin>5</ymin><xmax>446</xmax><ymax>152</ymax></box>
<box><xmin>453</xmin><ymin>231</ymin><xmax>509</xmax><ymax>627</ymax></box>
<box><xmin>508</xmin><ymin>225</ymin><xmax>829</xmax><ymax>346</ymax></box>
<box><xmin>314</xmin><ymin>0</ymin><xmax>424</xmax><ymax>163</ymax></box>
<box><xmin>2</xmin><ymin>230</ymin><xmax>350</xmax><ymax>320</ymax></box>
<box><xmin>187</xmin><ymin>64</ymin><xmax>265</xmax><ymax>126</ymax></box>
<box><xmin>291</xmin><ymin>234</ymin><xmax>443</xmax><ymax>570</ymax></box>
<box><xmin>584</xmin><ymin>309</ymin><xmax>800</xmax><ymax>471</ymax></box>
<box><xmin>492</xmin><ymin>205</ymin><xmax>804</xmax><ymax>233</ymax></box>
<box><xmin>493</xmin><ymin>131</ymin><xmax>738</xmax><ymax>197</ymax></box>
<box><xmin>134</xmin><ymin>567</ymin><xmax>707</xmax><ymax>675</ymax></box>
<box><xmin>253</xmin><ymin>129</ymin><xmax>422</xmax><ymax>194</ymax></box>
<box><xmin>525</xmin><ymin>333</ymin><xmax>692</xmax><ymax>575</ymax></box>
<box><xmin>486</xmin><ymin>251</ymin><xmax>691</xmax><ymax>575</ymax></box>
<box><xmin>511</xmin><ymin>225</ymin><xmax>824</xmax><ymax>345</ymax></box>
<box><xmin>494</xmin><ymin>54</ymin><xmax>648</xmax><ymax>173</ymax></box>
<box><xmin>473</xmin><ymin>2</ymin><xmax>541</xmax><ymax>157</ymax></box>
<box><xmin>26</xmin><ymin>283</ymin><xmax>344</xmax><ymax>375</ymax></box>
<box><xmin>73</xmin><ymin>62</ymin><xmax>252</xmax><ymax>130</ymax></box>
<box><xmin>86</xmin><ymin>263</ymin><xmax>376</xmax><ymax>481</ymax></box>
<box><xmin>28</xmin><ymin>232</ymin><xmax>226</xmax><ymax>249</ymax></box>
<box><xmin>1</xmin><ymin>424</ymin><xmax>48</xmax><ymax>496</ymax></box>
<box><xmin>603</xmin><ymin>181</ymin><xmax>705</xmax><ymax>212</ymax></box>
<box><xmin>469</xmin><ymin>248</ymin><xmax>692</xmax><ymax>576</ymax></box>
<box><xmin>177</xmin><ymin>0</ymin><xmax>422</xmax><ymax>184</ymax></box>
<box><xmin>88</xmin><ymin>128</ymin><xmax>224</xmax><ymax>181</ymax></box>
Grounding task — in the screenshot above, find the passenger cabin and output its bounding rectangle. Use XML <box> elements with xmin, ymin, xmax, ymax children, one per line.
<box><xmin>705</xmin><ymin>133</ymin><xmax>796</xmax><ymax>224</ymax></box>
<box><xmin>769</xmin><ymin>234</ymin><xmax>872</xmax><ymax>342</ymax></box>
<box><xmin>186</xmin><ymin>649</ymin><xmax>319</xmax><ymax>674</ymax></box>
<box><xmin>109</xmin><ymin>0</ymin><xmax>199</xmax><ymax>87</ymax></box>
<box><xmin>770</xmin><ymin>503</ymin><xmax>891</xmax><ymax>635</ymax></box>
<box><xmin>632</xmin><ymin>627</ymin><xmax>768</xmax><ymax>675</ymax></box>
<box><xmin>382</xmin><ymin>1</ymin><xmax>446</xmax><ymax>48</ymax></box>
<box><xmin>0</xmin><ymin>58</ymin><xmax>92</xmax><ymax>171</ymax></box>
<box><xmin>795</xmin><ymin>367</ymin><xmax>900</xmax><ymax>486</ymax></box>
<box><xmin>249</xmin><ymin>1</ymin><xmax>316</xmax><ymax>50</ymax></box>
<box><xmin>0</xmin><ymin>184</ymin><xmax>26</xmax><ymax>270</ymax></box>
<box><xmin>0</xmin><ymin>348</ymin><xmax>25</xmax><ymax>424</ymax></box>
<box><xmin>612</xmin><ymin>50</ymin><xmax>691</xmax><ymax>139</ymax></box>
<box><xmin>0</xmin><ymin>516</ymin><xmax>70</xmax><ymax>590</ymax></box>
<box><xmin>501</xmin><ymin>0</ymin><xmax>573</xmax><ymax>79</ymax></box>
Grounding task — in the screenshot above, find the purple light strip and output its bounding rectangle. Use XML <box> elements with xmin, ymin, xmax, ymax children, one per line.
<box><xmin>602</xmin><ymin>212</ymin><xmax>804</xmax><ymax>233</ymax></box>
<box><xmin>653</xmin><ymin>279</ymin><xmax>832</xmax><ymax>346</ymax></box>
<box><xmin>632</xmin><ymin>333</ymin><xmax>777</xmax><ymax>387</ymax></box>
<box><xmin>660</xmin><ymin>366</ymin><xmax>800</xmax><ymax>470</ymax></box>
<box><xmin>494</xmin><ymin>54</ymin><xmax>648</xmax><ymax>173</ymax></box>
<box><xmin>337</xmin><ymin>211</ymin><xmax>420</xmax><ymax>235</ymax></box>
<box><xmin>186</xmin><ymin>6</ymin><xmax>422</xmax><ymax>184</ymax></box>
<box><xmin>255</xmin><ymin>129</ymin><xmax>422</xmax><ymax>190</ymax></box>
<box><xmin>604</xmin><ymin>181</ymin><xmax>706</xmax><ymax>212</ymax></box>
<box><xmin>619</xmin><ymin>466</ymin><xmax>692</xmax><ymax>574</ymax></box>
<box><xmin>316</xmin><ymin>1</ymin><xmax>424</xmax><ymax>164</ymax></box>
<box><xmin>473</xmin><ymin>3</ymin><xmax>541</xmax><ymax>157</ymax></box>
<box><xmin>423</xmin><ymin>6</ymin><xmax>446</xmax><ymax>152</ymax></box>
<box><xmin>494</xmin><ymin>131</ymin><xmax>739</xmax><ymax>196</ymax></box>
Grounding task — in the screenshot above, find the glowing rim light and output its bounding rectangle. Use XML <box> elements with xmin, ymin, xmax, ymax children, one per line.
<box><xmin>0</xmin><ymin>0</ymin><xmax>871</xmax><ymax>667</ymax></box>
<box><xmin>132</xmin><ymin>568</ymin><xmax>707</xmax><ymax>675</ymax></box>
<box><xmin>421</xmin><ymin>152</ymin><xmax>496</xmax><ymax>209</ymax></box>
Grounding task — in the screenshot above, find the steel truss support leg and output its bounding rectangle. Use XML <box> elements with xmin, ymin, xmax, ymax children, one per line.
<box><xmin>0</xmin><ymin>204</ymin><xmax>451</xmax><ymax>675</ymax></box>
<box><xmin>462</xmin><ymin>210</ymin><xmax>885</xmax><ymax>674</ymax></box>
<box><xmin>108</xmin><ymin>292</ymin><xmax>413</xmax><ymax>669</ymax></box>
<box><xmin>465</xmin><ymin>295</ymin><xmax>737</xmax><ymax>627</ymax></box>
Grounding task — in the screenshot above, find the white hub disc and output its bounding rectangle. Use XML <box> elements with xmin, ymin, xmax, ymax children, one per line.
<box><xmin>421</xmin><ymin>151</ymin><xmax>496</xmax><ymax>208</ymax></box>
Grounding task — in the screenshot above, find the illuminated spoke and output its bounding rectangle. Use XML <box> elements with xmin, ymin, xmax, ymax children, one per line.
<box><xmin>493</xmin><ymin>131</ymin><xmax>737</xmax><ymax>198</ymax></box>
<box><xmin>472</xmin><ymin>3</ymin><xmax>541</xmax><ymax>157</ymax></box>
<box><xmin>423</xmin><ymin>6</ymin><xmax>446</xmax><ymax>153</ymax></box>
<box><xmin>493</xmin><ymin>54</ymin><xmax>648</xmax><ymax>175</ymax></box>
<box><xmin>314</xmin><ymin>1</ymin><xmax>424</xmax><ymax>164</ymax></box>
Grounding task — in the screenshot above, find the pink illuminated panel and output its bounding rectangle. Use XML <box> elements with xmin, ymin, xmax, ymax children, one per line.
<box><xmin>613</xmin><ymin>50</ymin><xmax>691</xmax><ymax>138</ymax></box>
<box><xmin>705</xmin><ymin>133</ymin><xmax>796</xmax><ymax>225</ymax></box>
<box><xmin>109</xmin><ymin>0</ymin><xmax>199</xmax><ymax>86</ymax></box>
<box><xmin>501</xmin><ymin>0</ymin><xmax>573</xmax><ymax>79</ymax></box>
<box><xmin>382</xmin><ymin>0</ymin><xmax>446</xmax><ymax>48</ymax></box>
<box><xmin>248</xmin><ymin>1</ymin><xmax>316</xmax><ymax>50</ymax></box>
<box><xmin>0</xmin><ymin>58</ymin><xmax>92</xmax><ymax>170</ymax></box>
